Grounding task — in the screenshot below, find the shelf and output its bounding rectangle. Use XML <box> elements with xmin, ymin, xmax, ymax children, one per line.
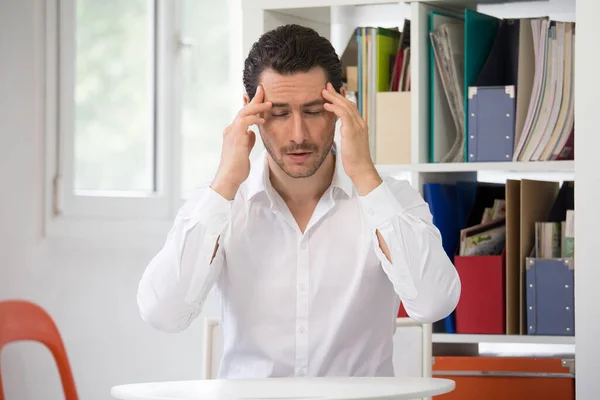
<box><xmin>244</xmin><ymin>0</ymin><xmax>547</xmax><ymax>11</ymax></box>
<box><xmin>376</xmin><ymin>160</ymin><xmax>574</xmax><ymax>174</ymax></box>
<box><xmin>433</xmin><ymin>333</ymin><xmax>575</xmax><ymax>345</ymax></box>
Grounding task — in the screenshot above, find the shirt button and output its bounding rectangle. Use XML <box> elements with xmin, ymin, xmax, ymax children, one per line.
<box><xmin>368</xmin><ymin>208</ymin><xmax>375</xmax><ymax>216</ymax></box>
<box><xmin>301</xmin><ymin>242</ymin><xmax>307</xmax><ymax>249</ymax></box>
<box><xmin>299</xmin><ymin>283</ymin><xmax>306</xmax><ymax>291</ymax></box>
<box><xmin>299</xmin><ymin>326</ymin><xmax>305</xmax><ymax>333</ymax></box>
<box><xmin>298</xmin><ymin>370</ymin><xmax>306</xmax><ymax>377</ymax></box>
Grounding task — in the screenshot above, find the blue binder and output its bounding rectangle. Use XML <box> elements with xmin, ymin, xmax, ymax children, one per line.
<box><xmin>423</xmin><ymin>183</ymin><xmax>457</xmax><ymax>333</ymax></box>
<box><xmin>467</xmin><ymin>85</ymin><xmax>516</xmax><ymax>162</ymax></box>
<box><xmin>526</xmin><ymin>257</ymin><xmax>574</xmax><ymax>336</ymax></box>
<box><xmin>423</xmin><ymin>182</ymin><xmax>479</xmax><ymax>334</ymax></box>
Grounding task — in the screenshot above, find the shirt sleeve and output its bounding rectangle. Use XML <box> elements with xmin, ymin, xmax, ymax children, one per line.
<box><xmin>137</xmin><ymin>186</ymin><xmax>231</xmax><ymax>332</ymax></box>
<box><xmin>358</xmin><ymin>176</ymin><xmax>461</xmax><ymax>323</ymax></box>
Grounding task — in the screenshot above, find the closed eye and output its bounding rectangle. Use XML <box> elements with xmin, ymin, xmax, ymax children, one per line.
<box><xmin>305</xmin><ymin>110</ymin><xmax>323</xmax><ymax>116</ymax></box>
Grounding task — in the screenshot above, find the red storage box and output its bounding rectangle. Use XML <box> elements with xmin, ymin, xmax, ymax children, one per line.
<box><xmin>432</xmin><ymin>356</ymin><xmax>574</xmax><ymax>400</ymax></box>
<box><xmin>397</xmin><ymin>303</ymin><xmax>408</xmax><ymax>318</ymax></box>
<box><xmin>454</xmin><ymin>250</ymin><xmax>505</xmax><ymax>334</ymax></box>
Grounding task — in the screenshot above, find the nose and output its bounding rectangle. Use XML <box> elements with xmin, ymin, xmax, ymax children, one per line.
<box><xmin>289</xmin><ymin>111</ymin><xmax>308</xmax><ymax>143</ymax></box>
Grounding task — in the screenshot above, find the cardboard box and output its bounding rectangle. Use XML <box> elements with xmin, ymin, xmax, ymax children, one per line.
<box><xmin>374</xmin><ymin>91</ymin><xmax>411</xmax><ymax>164</ymax></box>
<box><xmin>346</xmin><ymin>66</ymin><xmax>358</xmax><ymax>92</ymax></box>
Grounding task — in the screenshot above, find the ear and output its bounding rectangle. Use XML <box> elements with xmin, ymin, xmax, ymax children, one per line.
<box><xmin>243</xmin><ymin>93</ymin><xmax>250</xmax><ymax>106</ymax></box>
<box><xmin>340</xmin><ymin>86</ymin><xmax>346</xmax><ymax>97</ymax></box>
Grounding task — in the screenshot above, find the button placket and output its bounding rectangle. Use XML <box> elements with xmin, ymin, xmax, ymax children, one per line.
<box><xmin>295</xmin><ymin>235</ymin><xmax>310</xmax><ymax>376</ymax></box>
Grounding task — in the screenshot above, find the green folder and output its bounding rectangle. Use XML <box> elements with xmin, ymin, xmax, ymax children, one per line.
<box><xmin>464</xmin><ymin>10</ymin><xmax>501</xmax><ymax>161</ymax></box>
<box><xmin>429</xmin><ymin>11</ymin><xmax>463</xmax><ymax>163</ymax></box>
<box><xmin>375</xmin><ymin>27</ymin><xmax>400</xmax><ymax>92</ymax></box>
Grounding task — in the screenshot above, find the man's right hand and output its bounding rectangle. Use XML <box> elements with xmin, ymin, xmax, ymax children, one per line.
<box><xmin>211</xmin><ymin>85</ymin><xmax>272</xmax><ymax>200</ymax></box>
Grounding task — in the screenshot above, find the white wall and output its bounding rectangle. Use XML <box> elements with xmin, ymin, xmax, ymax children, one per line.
<box><xmin>0</xmin><ymin>1</ymin><xmax>217</xmax><ymax>399</ymax></box>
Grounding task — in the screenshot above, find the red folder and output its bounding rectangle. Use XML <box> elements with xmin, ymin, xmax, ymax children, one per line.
<box><xmin>453</xmin><ymin>249</ymin><xmax>505</xmax><ymax>334</ymax></box>
<box><xmin>397</xmin><ymin>303</ymin><xmax>408</xmax><ymax>318</ymax></box>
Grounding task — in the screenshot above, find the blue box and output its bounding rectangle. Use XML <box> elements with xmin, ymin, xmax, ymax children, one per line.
<box><xmin>526</xmin><ymin>257</ymin><xmax>574</xmax><ymax>336</ymax></box>
<box><xmin>467</xmin><ymin>85</ymin><xmax>515</xmax><ymax>162</ymax></box>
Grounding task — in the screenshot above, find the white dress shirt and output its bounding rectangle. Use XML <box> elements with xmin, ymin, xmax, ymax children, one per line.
<box><xmin>137</xmin><ymin>147</ymin><xmax>461</xmax><ymax>379</ymax></box>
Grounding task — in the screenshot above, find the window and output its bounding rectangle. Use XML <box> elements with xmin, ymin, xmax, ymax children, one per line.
<box><xmin>74</xmin><ymin>0</ymin><xmax>156</xmax><ymax>194</ymax></box>
<box><xmin>179</xmin><ymin>0</ymin><xmax>240</xmax><ymax>198</ymax></box>
<box><xmin>47</xmin><ymin>0</ymin><xmax>241</xmax><ymax>234</ymax></box>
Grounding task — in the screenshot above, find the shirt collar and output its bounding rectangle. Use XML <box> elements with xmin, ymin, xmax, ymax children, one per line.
<box><xmin>246</xmin><ymin>141</ymin><xmax>354</xmax><ymax>202</ymax></box>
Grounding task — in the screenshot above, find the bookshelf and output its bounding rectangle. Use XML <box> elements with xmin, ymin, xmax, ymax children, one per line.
<box><xmin>240</xmin><ymin>0</ymin><xmax>577</xmax><ymax>360</ymax></box>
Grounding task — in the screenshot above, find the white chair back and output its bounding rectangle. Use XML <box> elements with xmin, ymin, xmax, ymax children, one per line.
<box><xmin>202</xmin><ymin>317</ymin><xmax>223</xmax><ymax>380</ymax></box>
<box><xmin>202</xmin><ymin>317</ymin><xmax>432</xmax><ymax>380</ymax></box>
<box><xmin>393</xmin><ymin>317</ymin><xmax>433</xmax><ymax>379</ymax></box>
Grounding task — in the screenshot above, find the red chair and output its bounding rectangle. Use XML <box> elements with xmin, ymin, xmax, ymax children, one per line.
<box><xmin>0</xmin><ymin>300</ymin><xmax>78</xmax><ymax>399</ymax></box>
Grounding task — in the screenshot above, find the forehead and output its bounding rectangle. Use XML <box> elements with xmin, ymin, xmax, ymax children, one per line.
<box><xmin>259</xmin><ymin>67</ymin><xmax>327</xmax><ymax>105</ymax></box>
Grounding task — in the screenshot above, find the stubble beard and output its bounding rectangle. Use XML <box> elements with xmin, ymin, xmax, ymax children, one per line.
<box><xmin>261</xmin><ymin>131</ymin><xmax>335</xmax><ymax>179</ymax></box>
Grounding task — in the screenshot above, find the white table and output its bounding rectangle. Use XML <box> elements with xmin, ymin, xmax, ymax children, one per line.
<box><xmin>111</xmin><ymin>377</ymin><xmax>455</xmax><ymax>400</ymax></box>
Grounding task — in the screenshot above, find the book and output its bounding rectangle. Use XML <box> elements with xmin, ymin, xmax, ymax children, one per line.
<box><xmin>535</xmin><ymin>222</ymin><xmax>561</xmax><ymax>258</ymax></box>
<box><xmin>563</xmin><ymin>209</ymin><xmax>574</xmax><ymax>257</ymax></box>
<box><xmin>460</xmin><ymin>217</ymin><xmax>506</xmax><ymax>256</ymax></box>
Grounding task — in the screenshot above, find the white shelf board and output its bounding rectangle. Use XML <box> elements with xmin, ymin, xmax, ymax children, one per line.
<box><xmin>433</xmin><ymin>333</ymin><xmax>575</xmax><ymax>345</ymax></box>
<box><xmin>243</xmin><ymin>0</ymin><xmax>547</xmax><ymax>11</ymax></box>
<box><xmin>376</xmin><ymin>160</ymin><xmax>574</xmax><ymax>174</ymax></box>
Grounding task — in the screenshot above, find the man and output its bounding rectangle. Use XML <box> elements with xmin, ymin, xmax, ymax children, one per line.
<box><xmin>138</xmin><ymin>24</ymin><xmax>460</xmax><ymax>379</ymax></box>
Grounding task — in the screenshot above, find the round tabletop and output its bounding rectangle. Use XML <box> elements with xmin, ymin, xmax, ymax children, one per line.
<box><xmin>111</xmin><ymin>377</ymin><xmax>455</xmax><ymax>400</ymax></box>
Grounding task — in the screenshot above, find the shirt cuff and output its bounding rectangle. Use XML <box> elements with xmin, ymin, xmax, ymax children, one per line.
<box><xmin>182</xmin><ymin>187</ymin><xmax>233</xmax><ymax>233</ymax></box>
<box><xmin>358</xmin><ymin>180</ymin><xmax>404</xmax><ymax>229</ymax></box>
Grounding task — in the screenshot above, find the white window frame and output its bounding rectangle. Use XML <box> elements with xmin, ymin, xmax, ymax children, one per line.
<box><xmin>44</xmin><ymin>0</ymin><xmax>189</xmax><ymax>239</ymax></box>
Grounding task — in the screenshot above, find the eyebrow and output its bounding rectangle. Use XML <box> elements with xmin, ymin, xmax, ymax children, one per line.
<box><xmin>271</xmin><ymin>99</ymin><xmax>325</xmax><ymax>108</ymax></box>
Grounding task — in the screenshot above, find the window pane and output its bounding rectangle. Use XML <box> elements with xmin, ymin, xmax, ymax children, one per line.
<box><xmin>75</xmin><ymin>0</ymin><xmax>155</xmax><ymax>192</ymax></box>
<box><xmin>180</xmin><ymin>0</ymin><xmax>236</xmax><ymax>196</ymax></box>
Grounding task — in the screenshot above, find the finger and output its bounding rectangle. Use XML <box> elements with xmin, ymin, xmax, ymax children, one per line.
<box><xmin>324</xmin><ymin>102</ymin><xmax>364</xmax><ymax>130</ymax></box>
<box><xmin>238</xmin><ymin>115</ymin><xmax>265</xmax><ymax>128</ymax></box>
<box><xmin>323</xmin><ymin>101</ymin><xmax>342</xmax><ymax>117</ymax></box>
<box><xmin>323</xmin><ymin>83</ymin><xmax>364</xmax><ymax>124</ymax></box>
<box><xmin>250</xmin><ymin>85</ymin><xmax>265</xmax><ymax>104</ymax></box>
<box><xmin>322</xmin><ymin>82</ymin><xmax>347</xmax><ymax>103</ymax></box>
<box><xmin>322</xmin><ymin>86</ymin><xmax>354</xmax><ymax>114</ymax></box>
<box><xmin>240</xmin><ymin>101</ymin><xmax>272</xmax><ymax>117</ymax></box>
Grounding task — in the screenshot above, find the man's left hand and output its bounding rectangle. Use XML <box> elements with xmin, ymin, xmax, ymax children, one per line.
<box><xmin>322</xmin><ymin>82</ymin><xmax>382</xmax><ymax>195</ymax></box>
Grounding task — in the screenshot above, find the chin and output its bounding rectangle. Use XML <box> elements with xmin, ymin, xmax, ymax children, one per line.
<box><xmin>284</xmin><ymin>167</ymin><xmax>318</xmax><ymax>179</ymax></box>
<box><xmin>278</xmin><ymin>160</ymin><xmax>317</xmax><ymax>178</ymax></box>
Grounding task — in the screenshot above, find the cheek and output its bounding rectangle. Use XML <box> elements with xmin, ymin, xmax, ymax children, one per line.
<box><xmin>307</xmin><ymin>115</ymin><xmax>335</xmax><ymax>139</ymax></box>
<box><xmin>259</xmin><ymin>120</ymin><xmax>287</xmax><ymax>146</ymax></box>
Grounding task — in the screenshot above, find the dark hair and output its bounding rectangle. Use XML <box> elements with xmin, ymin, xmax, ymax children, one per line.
<box><xmin>243</xmin><ymin>24</ymin><xmax>343</xmax><ymax>100</ymax></box>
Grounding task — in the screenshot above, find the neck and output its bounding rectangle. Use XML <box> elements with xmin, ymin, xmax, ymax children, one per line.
<box><xmin>268</xmin><ymin>151</ymin><xmax>335</xmax><ymax>205</ymax></box>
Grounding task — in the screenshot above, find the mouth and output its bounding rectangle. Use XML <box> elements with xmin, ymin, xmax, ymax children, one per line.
<box><xmin>286</xmin><ymin>151</ymin><xmax>313</xmax><ymax>163</ymax></box>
